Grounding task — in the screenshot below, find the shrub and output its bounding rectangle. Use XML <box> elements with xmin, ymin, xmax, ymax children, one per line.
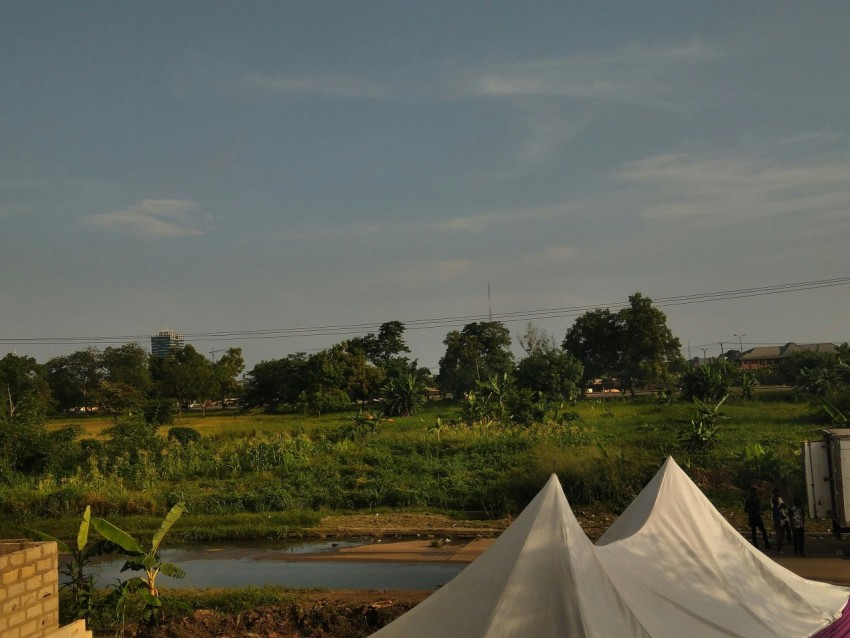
<box><xmin>143</xmin><ymin>398</ymin><xmax>175</xmax><ymax>426</ymax></box>
<box><xmin>168</xmin><ymin>426</ymin><xmax>201</xmax><ymax>446</ymax></box>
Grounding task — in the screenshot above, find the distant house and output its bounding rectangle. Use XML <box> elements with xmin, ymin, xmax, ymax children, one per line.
<box><xmin>740</xmin><ymin>342</ymin><xmax>837</xmax><ymax>370</ymax></box>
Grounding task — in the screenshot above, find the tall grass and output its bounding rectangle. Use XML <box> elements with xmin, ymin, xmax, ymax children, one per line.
<box><xmin>5</xmin><ymin>398</ymin><xmax>823</xmax><ymax>539</ymax></box>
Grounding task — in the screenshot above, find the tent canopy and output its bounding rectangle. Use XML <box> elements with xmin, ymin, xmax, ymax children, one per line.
<box><xmin>596</xmin><ymin>457</ymin><xmax>848</xmax><ymax>637</ymax></box>
<box><xmin>370</xmin><ymin>473</ymin><xmax>650</xmax><ymax>638</ymax></box>
<box><xmin>372</xmin><ymin>459</ymin><xmax>849</xmax><ymax>637</ymax></box>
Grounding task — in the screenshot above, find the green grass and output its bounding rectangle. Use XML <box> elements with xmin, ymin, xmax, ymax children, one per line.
<box><xmin>7</xmin><ymin>396</ymin><xmax>827</xmax><ymax>541</ymax></box>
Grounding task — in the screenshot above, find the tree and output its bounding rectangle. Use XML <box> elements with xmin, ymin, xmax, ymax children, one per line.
<box><xmin>562</xmin><ymin>309</ymin><xmax>623</xmax><ymax>392</ymax></box>
<box><xmin>102</xmin><ymin>343</ymin><xmax>152</xmax><ymax>394</ymax></box>
<box><xmin>0</xmin><ymin>353</ymin><xmax>52</xmax><ymax>420</ymax></box>
<box><xmin>518</xmin><ymin>322</ymin><xmax>557</xmax><ymax>355</ymax></box>
<box><xmin>618</xmin><ymin>293</ymin><xmax>684</xmax><ymax>395</ymax></box>
<box><xmin>515</xmin><ymin>348</ymin><xmax>583</xmax><ymax>402</ymax></box>
<box><xmin>212</xmin><ymin>347</ymin><xmax>245</xmax><ymax>407</ymax></box>
<box><xmin>97</xmin><ymin>380</ymin><xmax>146</xmax><ymax>420</ymax></box>
<box><xmin>151</xmin><ymin>345</ymin><xmax>213</xmax><ymax>418</ymax></box>
<box><xmin>438</xmin><ymin>321</ymin><xmax>514</xmax><ymax>397</ymax></box>
<box><xmin>46</xmin><ymin>348</ymin><xmax>103</xmax><ymax>413</ymax></box>
<box><xmin>243</xmin><ymin>353</ymin><xmax>310</xmax><ymax>408</ymax></box>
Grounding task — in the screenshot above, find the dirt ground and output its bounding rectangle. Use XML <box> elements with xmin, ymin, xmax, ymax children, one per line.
<box><xmin>133</xmin><ymin>513</ymin><xmax>850</xmax><ymax>637</ymax></box>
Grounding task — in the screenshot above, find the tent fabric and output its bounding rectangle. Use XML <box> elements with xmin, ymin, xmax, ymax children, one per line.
<box><xmin>813</xmin><ymin>602</ymin><xmax>850</xmax><ymax>638</ymax></box>
<box><xmin>370</xmin><ymin>474</ymin><xmax>652</xmax><ymax>638</ymax></box>
<box><xmin>596</xmin><ymin>457</ymin><xmax>849</xmax><ymax>638</ymax></box>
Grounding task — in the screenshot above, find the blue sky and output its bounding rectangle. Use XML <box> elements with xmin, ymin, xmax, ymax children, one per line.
<box><xmin>2</xmin><ymin>1</ymin><xmax>849</xmax><ymax>370</ymax></box>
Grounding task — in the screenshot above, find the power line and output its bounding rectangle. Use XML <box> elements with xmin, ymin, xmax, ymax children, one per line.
<box><xmin>2</xmin><ymin>275</ymin><xmax>849</xmax><ymax>346</ymax></box>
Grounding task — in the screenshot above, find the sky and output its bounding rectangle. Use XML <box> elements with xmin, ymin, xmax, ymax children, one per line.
<box><xmin>2</xmin><ymin>1</ymin><xmax>850</xmax><ymax>372</ymax></box>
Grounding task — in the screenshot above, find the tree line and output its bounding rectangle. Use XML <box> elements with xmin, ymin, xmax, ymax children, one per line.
<box><xmin>0</xmin><ymin>293</ymin><xmax>694</xmax><ymax>427</ymax></box>
<box><xmin>1</xmin><ymin>342</ymin><xmax>245</xmax><ymax>422</ymax></box>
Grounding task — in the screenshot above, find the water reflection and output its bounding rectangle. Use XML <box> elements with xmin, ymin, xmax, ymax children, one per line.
<box><xmin>71</xmin><ymin>540</ymin><xmax>466</xmax><ymax>591</ymax></box>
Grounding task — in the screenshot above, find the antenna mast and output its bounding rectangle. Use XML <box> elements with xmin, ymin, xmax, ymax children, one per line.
<box><xmin>488</xmin><ymin>283</ymin><xmax>492</xmax><ymax>322</ymax></box>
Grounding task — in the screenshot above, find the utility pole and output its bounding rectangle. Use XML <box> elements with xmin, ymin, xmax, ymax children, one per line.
<box><xmin>734</xmin><ymin>333</ymin><xmax>745</xmax><ymax>355</ymax></box>
<box><xmin>719</xmin><ymin>342</ymin><xmax>725</xmax><ymax>359</ymax></box>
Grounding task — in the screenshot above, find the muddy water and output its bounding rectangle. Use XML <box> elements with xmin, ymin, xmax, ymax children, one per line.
<box><xmin>75</xmin><ymin>539</ymin><xmax>466</xmax><ymax>590</ymax></box>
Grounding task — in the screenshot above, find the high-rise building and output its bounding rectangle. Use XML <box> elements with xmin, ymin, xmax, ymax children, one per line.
<box><xmin>150</xmin><ymin>330</ymin><xmax>184</xmax><ymax>357</ymax></box>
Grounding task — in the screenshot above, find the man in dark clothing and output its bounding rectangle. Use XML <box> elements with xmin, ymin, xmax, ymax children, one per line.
<box><xmin>744</xmin><ymin>487</ymin><xmax>771</xmax><ymax>549</ymax></box>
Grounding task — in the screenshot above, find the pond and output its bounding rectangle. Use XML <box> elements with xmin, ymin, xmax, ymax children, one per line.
<box><xmin>72</xmin><ymin>539</ymin><xmax>466</xmax><ymax>591</ymax></box>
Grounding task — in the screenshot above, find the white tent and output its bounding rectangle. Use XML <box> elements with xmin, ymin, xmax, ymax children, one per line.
<box><xmin>596</xmin><ymin>456</ymin><xmax>849</xmax><ymax>637</ymax></box>
<box><xmin>370</xmin><ymin>461</ymin><xmax>849</xmax><ymax>637</ymax></box>
<box><xmin>370</xmin><ymin>474</ymin><xmax>652</xmax><ymax>637</ymax></box>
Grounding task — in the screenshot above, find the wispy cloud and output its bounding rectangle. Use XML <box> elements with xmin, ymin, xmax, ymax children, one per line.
<box><xmin>242</xmin><ymin>72</ymin><xmax>388</xmax><ymax>100</ymax></box>
<box><xmin>433</xmin><ymin>202</ymin><xmax>580</xmax><ymax>234</ymax></box>
<box><xmin>619</xmin><ymin>153</ymin><xmax>850</xmax><ymax>225</ymax></box>
<box><xmin>456</xmin><ymin>39</ymin><xmax>720</xmax><ymax>109</ymax></box>
<box><xmin>526</xmin><ymin>244</ymin><xmax>578</xmax><ymax>264</ymax></box>
<box><xmin>84</xmin><ymin>199</ymin><xmax>210</xmax><ymax>238</ymax></box>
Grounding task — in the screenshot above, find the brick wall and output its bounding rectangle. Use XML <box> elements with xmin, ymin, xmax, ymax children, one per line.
<box><xmin>1</xmin><ymin>541</ymin><xmax>59</xmax><ymax>638</ymax></box>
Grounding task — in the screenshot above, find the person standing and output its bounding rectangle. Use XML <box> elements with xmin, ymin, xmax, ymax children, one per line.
<box><xmin>771</xmin><ymin>489</ymin><xmax>787</xmax><ymax>553</ymax></box>
<box><xmin>744</xmin><ymin>487</ymin><xmax>771</xmax><ymax>549</ymax></box>
<box><xmin>791</xmin><ymin>497</ymin><xmax>806</xmax><ymax>556</ymax></box>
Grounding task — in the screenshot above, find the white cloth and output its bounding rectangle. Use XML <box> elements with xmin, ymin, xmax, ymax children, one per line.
<box><xmin>596</xmin><ymin>457</ymin><xmax>848</xmax><ymax>637</ymax></box>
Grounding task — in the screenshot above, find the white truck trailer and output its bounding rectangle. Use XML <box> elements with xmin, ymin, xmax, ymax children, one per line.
<box><xmin>803</xmin><ymin>428</ymin><xmax>850</xmax><ymax>535</ymax></box>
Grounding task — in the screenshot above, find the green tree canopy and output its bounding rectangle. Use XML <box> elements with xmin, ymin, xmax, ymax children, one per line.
<box><xmin>102</xmin><ymin>343</ymin><xmax>152</xmax><ymax>392</ymax></box>
<box><xmin>0</xmin><ymin>352</ymin><xmax>52</xmax><ymax>420</ymax></box>
<box><xmin>151</xmin><ymin>345</ymin><xmax>214</xmax><ymax>417</ymax></box>
<box><xmin>212</xmin><ymin>347</ymin><xmax>245</xmax><ymax>406</ymax></box>
<box><xmin>563</xmin><ymin>294</ymin><xmax>683</xmax><ymax>395</ymax></box>
<box><xmin>515</xmin><ymin>348</ymin><xmax>583</xmax><ymax>402</ymax></box>
<box><xmin>438</xmin><ymin>321</ymin><xmax>514</xmax><ymax>396</ymax></box>
<box><xmin>619</xmin><ymin>293</ymin><xmax>684</xmax><ymax>394</ymax></box>
<box><xmin>46</xmin><ymin>348</ymin><xmax>103</xmax><ymax>412</ymax></box>
<box><xmin>562</xmin><ymin>308</ymin><xmax>623</xmax><ymax>389</ymax></box>
<box><xmin>243</xmin><ymin>353</ymin><xmax>309</xmax><ymax>408</ymax></box>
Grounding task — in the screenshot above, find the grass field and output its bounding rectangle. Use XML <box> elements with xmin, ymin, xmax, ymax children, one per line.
<box><xmin>6</xmin><ymin>394</ymin><xmax>826</xmax><ymax>542</ymax></box>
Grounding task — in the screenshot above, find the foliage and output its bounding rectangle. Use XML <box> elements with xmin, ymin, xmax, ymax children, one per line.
<box><xmin>30</xmin><ymin>506</ymin><xmax>115</xmax><ymax>623</ymax></box>
<box><xmin>347</xmin><ymin>320</ymin><xmax>411</xmax><ymax>368</ymax></box>
<box><xmin>505</xmin><ymin>388</ymin><xmax>547</xmax><ymax>426</ymax></box>
<box><xmin>93</xmin><ymin>502</ymin><xmax>187</xmax><ymax>627</ymax></box>
<box><xmin>382</xmin><ymin>373</ymin><xmax>427</xmax><ymax>416</ymax></box>
<box><xmin>776</xmin><ymin>349</ymin><xmax>839</xmax><ymax>385</ymax></box>
<box><xmin>515</xmin><ymin>346</ymin><xmax>582</xmax><ymax>403</ymax></box>
<box><xmin>243</xmin><ymin>353</ymin><xmax>310</xmax><ymax>409</ymax></box>
<box><xmin>562</xmin><ymin>293</ymin><xmax>683</xmax><ymax>395</ymax></box>
<box><xmin>562</xmin><ymin>308</ymin><xmax>623</xmax><ymax>390</ymax></box>
<box><xmin>0</xmin><ymin>352</ymin><xmax>53</xmax><ymax>419</ymax></box>
<box><xmin>143</xmin><ymin>398</ymin><xmax>175</xmax><ymax>426</ymax></box>
<box><xmin>167</xmin><ymin>426</ymin><xmax>201</xmax><ymax>446</ymax></box>
<box><xmin>104</xmin><ymin>416</ymin><xmax>166</xmax><ymax>464</ymax></box>
<box><xmin>150</xmin><ymin>345</ymin><xmax>214</xmax><ymax>418</ymax></box>
<box><xmin>821</xmin><ymin>400</ymin><xmax>848</xmax><ymax>426</ymax></box>
<box><xmin>679</xmin><ymin>363</ymin><xmax>732</xmax><ymax>402</ymax></box>
<box><xmin>618</xmin><ymin>293</ymin><xmax>684</xmax><ymax>395</ymax></box>
<box><xmin>0</xmin><ymin>396</ymin><xmax>828</xmax><ymax>537</ymax></box>
<box><xmin>736</xmin><ymin>371</ymin><xmax>759</xmax><ymax>400</ymax></box>
<box><xmin>306</xmin><ymin>388</ymin><xmax>351</xmax><ymax>416</ymax></box>
<box><xmin>438</xmin><ymin>321</ymin><xmax>514</xmax><ymax>397</ymax></box>
<box><xmin>679</xmin><ymin>396</ymin><xmax>728</xmax><ymax>454</ymax></box>
<box><xmin>211</xmin><ymin>348</ymin><xmax>245</xmax><ymax>408</ymax></box>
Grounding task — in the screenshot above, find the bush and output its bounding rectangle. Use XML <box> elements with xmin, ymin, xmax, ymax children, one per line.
<box><xmin>168</xmin><ymin>426</ymin><xmax>201</xmax><ymax>446</ymax></box>
<box><xmin>143</xmin><ymin>399</ymin><xmax>175</xmax><ymax>426</ymax></box>
<box><xmin>307</xmin><ymin>389</ymin><xmax>350</xmax><ymax>415</ymax></box>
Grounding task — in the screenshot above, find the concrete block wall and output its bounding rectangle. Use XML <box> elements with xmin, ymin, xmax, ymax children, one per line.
<box><xmin>0</xmin><ymin>541</ymin><xmax>59</xmax><ymax>638</ymax></box>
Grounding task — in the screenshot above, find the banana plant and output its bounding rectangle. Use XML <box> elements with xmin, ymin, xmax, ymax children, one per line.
<box><xmin>92</xmin><ymin>502</ymin><xmax>186</xmax><ymax>625</ymax></box>
<box><xmin>30</xmin><ymin>506</ymin><xmax>114</xmax><ymax>622</ymax></box>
